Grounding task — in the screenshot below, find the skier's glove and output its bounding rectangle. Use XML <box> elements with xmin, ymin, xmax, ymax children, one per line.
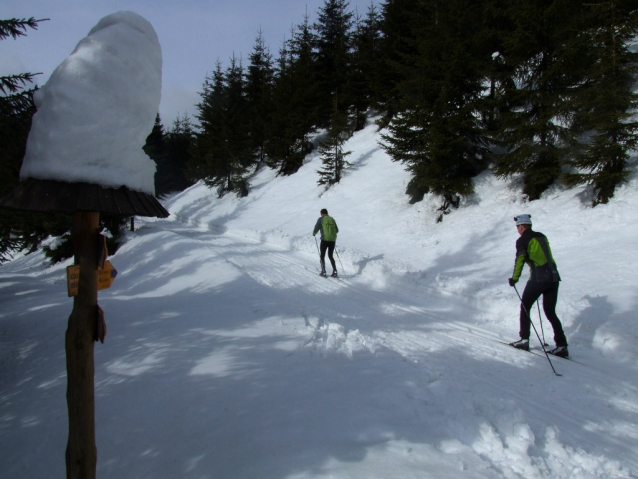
<box><xmin>508</xmin><ymin>278</ymin><xmax>517</xmax><ymax>287</ymax></box>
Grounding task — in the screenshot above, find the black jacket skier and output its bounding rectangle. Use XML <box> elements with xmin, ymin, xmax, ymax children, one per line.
<box><xmin>508</xmin><ymin>214</ymin><xmax>568</xmax><ymax>358</ymax></box>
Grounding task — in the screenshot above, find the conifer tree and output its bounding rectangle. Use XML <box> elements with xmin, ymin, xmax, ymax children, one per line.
<box><xmin>289</xmin><ymin>16</ymin><xmax>319</xmax><ymax>128</ymax></box>
<box><xmin>143</xmin><ymin>114</ymin><xmax>169</xmax><ymax>195</ymax></box>
<box><xmin>223</xmin><ymin>56</ymin><xmax>254</xmax><ymax>196</ymax></box>
<box><xmin>317</xmin><ymin>96</ymin><xmax>352</xmax><ymax>186</ymax></box>
<box><xmin>189</xmin><ymin>62</ymin><xmax>227</xmax><ymax>184</ymax></box>
<box><xmin>565</xmin><ymin>1</ymin><xmax>638</xmax><ymax>205</ymax></box>
<box><xmin>246</xmin><ymin>30</ymin><xmax>275</xmax><ymax>164</ymax></box>
<box><xmin>0</xmin><ymin>17</ymin><xmax>70</xmax><ymax>263</ymax></box>
<box><xmin>376</xmin><ymin>0</ymin><xmax>422</xmax><ymax>126</ymax></box>
<box><xmin>380</xmin><ymin>0</ymin><xmax>490</xmax><ymax>213</ymax></box>
<box><xmin>191</xmin><ymin>58</ymin><xmax>253</xmax><ymax>197</ymax></box>
<box><xmin>145</xmin><ymin>114</ymin><xmax>194</xmax><ymax>197</ymax></box>
<box><xmin>474</xmin><ymin>0</ymin><xmax>514</xmax><ymax>135</ymax></box>
<box><xmin>265</xmin><ymin>19</ymin><xmax>317</xmax><ymax>176</ymax></box>
<box><xmin>0</xmin><ymin>19</ymin><xmax>41</xmax><ymax>208</ymax></box>
<box><xmin>349</xmin><ymin>2</ymin><xmax>383</xmax><ymax>130</ymax></box>
<box><xmin>491</xmin><ymin>0</ymin><xmax>586</xmax><ymax>200</ymax></box>
<box><xmin>313</xmin><ymin>0</ymin><xmax>354</xmax><ymax>128</ymax></box>
<box><xmin>164</xmin><ymin>114</ymin><xmax>196</xmax><ymax>192</ymax></box>
<box><xmin>264</xmin><ymin>38</ymin><xmax>298</xmax><ymax>174</ymax></box>
<box><xmin>0</xmin><ymin>18</ymin><xmax>43</xmax><ymax>116</ymax></box>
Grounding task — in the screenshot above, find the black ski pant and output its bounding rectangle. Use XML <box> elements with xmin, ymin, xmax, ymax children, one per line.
<box><xmin>320</xmin><ymin>240</ymin><xmax>336</xmax><ymax>273</ymax></box>
<box><xmin>519</xmin><ymin>280</ymin><xmax>567</xmax><ymax>347</ymax></box>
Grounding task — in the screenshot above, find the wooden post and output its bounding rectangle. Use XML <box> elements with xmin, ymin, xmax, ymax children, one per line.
<box><xmin>0</xmin><ymin>178</ymin><xmax>168</xmax><ymax>479</ymax></box>
<box><xmin>65</xmin><ymin>211</ymin><xmax>99</xmax><ymax>479</ymax></box>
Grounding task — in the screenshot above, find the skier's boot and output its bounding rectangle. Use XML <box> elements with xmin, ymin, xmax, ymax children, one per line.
<box><xmin>320</xmin><ymin>270</ymin><xmax>327</xmax><ymax>277</ymax></box>
<box><xmin>509</xmin><ymin>338</ymin><xmax>529</xmax><ymax>351</ymax></box>
<box><xmin>548</xmin><ymin>346</ymin><xmax>569</xmax><ymax>358</ymax></box>
<box><xmin>331</xmin><ymin>270</ymin><xmax>338</xmax><ymax>278</ymax></box>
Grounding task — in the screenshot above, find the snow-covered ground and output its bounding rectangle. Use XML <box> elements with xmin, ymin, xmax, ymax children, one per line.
<box><xmin>1</xmin><ymin>122</ymin><xmax>638</xmax><ymax>478</ymax></box>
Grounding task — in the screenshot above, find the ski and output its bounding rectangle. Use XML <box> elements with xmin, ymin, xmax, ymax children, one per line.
<box><xmin>454</xmin><ymin>323</ymin><xmax>585</xmax><ymax>368</ymax></box>
<box><xmin>498</xmin><ymin>340</ymin><xmax>585</xmax><ymax>366</ymax></box>
<box><xmin>533</xmin><ymin>347</ymin><xmax>586</xmax><ymax>365</ymax></box>
<box><xmin>305</xmin><ymin>265</ymin><xmax>344</xmax><ymax>280</ymax></box>
<box><xmin>489</xmin><ymin>338</ymin><xmax>548</xmax><ymax>360</ymax></box>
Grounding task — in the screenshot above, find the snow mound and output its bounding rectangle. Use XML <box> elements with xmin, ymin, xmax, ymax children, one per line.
<box><xmin>20</xmin><ymin>11</ymin><xmax>162</xmax><ymax>194</ymax></box>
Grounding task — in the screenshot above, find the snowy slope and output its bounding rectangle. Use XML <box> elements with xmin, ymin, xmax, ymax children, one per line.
<box><xmin>1</xmin><ymin>122</ymin><xmax>638</xmax><ymax>478</ymax></box>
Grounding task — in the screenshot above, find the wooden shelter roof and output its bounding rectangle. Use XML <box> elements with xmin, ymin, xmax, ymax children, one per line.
<box><xmin>0</xmin><ymin>178</ymin><xmax>169</xmax><ymax>218</ymax></box>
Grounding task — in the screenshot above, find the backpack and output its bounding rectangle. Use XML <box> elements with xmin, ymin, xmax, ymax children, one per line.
<box><xmin>322</xmin><ymin>215</ymin><xmax>338</xmax><ymax>241</ymax></box>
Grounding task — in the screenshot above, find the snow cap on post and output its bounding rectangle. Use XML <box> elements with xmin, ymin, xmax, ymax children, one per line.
<box><xmin>19</xmin><ymin>11</ymin><xmax>162</xmax><ymax>195</ymax></box>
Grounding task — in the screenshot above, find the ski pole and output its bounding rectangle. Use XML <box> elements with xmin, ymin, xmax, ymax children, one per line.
<box><xmin>334</xmin><ymin>246</ymin><xmax>346</xmax><ymax>277</ymax></box>
<box><xmin>536</xmin><ymin>299</ymin><xmax>548</xmax><ymax>347</ymax></box>
<box><xmin>314</xmin><ymin>236</ymin><xmax>324</xmax><ymax>272</ymax></box>
<box><xmin>514</xmin><ymin>285</ymin><xmax>562</xmax><ymax>377</ymax></box>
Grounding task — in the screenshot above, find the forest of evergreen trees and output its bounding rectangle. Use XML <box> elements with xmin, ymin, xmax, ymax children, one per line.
<box><xmin>187</xmin><ymin>0</ymin><xmax>637</xmax><ymax>212</ymax></box>
<box><xmin>1</xmin><ymin>0</ymin><xmax>637</xmax><ymax>261</ymax></box>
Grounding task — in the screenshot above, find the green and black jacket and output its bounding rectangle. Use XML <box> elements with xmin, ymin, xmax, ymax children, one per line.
<box><xmin>512</xmin><ymin>229</ymin><xmax>560</xmax><ymax>283</ymax></box>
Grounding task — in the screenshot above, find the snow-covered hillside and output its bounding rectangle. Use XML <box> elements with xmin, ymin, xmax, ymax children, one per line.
<box><xmin>1</xmin><ymin>122</ymin><xmax>637</xmax><ymax>478</ymax></box>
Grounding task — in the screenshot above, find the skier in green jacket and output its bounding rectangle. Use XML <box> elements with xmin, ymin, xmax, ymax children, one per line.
<box><xmin>313</xmin><ymin>208</ymin><xmax>339</xmax><ymax>277</ymax></box>
<box><xmin>508</xmin><ymin>214</ymin><xmax>569</xmax><ymax>358</ymax></box>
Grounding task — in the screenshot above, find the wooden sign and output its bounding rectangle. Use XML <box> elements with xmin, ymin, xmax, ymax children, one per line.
<box><xmin>66</xmin><ymin>261</ymin><xmax>117</xmax><ymax>297</ymax></box>
<box><xmin>97</xmin><ymin>261</ymin><xmax>117</xmax><ymax>291</ymax></box>
<box><xmin>66</xmin><ymin>265</ymin><xmax>80</xmax><ymax>297</ymax></box>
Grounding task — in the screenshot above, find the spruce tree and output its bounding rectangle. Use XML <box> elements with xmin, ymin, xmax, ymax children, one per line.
<box><xmin>189</xmin><ymin>62</ymin><xmax>227</xmax><ymax>185</ymax></box>
<box><xmin>491</xmin><ymin>0</ymin><xmax>586</xmax><ymax>200</ymax></box>
<box><xmin>265</xmin><ymin>19</ymin><xmax>318</xmax><ymax>176</ymax></box>
<box><xmin>287</xmin><ymin>16</ymin><xmax>319</xmax><ymax>149</ymax></box>
<box><xmin>145</xmin><ymin>114</ymin><xmax>194</xmax><ymax>197</ymax></box>
<box><xmin>474</xmin><ymin>0</ymin><xmax>514</xmax><ymax>136</ymax></box>
<box><xmin>264</xmin><ymin>38</ymin><xmax>298</xmax><ymax>174</ymax></box>
<box><xmin>349</xmin><ymin>2</ymin><xmax>383</xmax><ymax>130</ymax></box>
<box><xmin>223</xmin><ymin>55</ymin><xmax>254</xmax><ymax>196</ymax></box>
<box><xmin>0</xmin><ymin>18</ymin><xmax>43</xmax><ymax>116</ymax></box>
<box><xmin>246</xmin><ymin>30</ymin><xmax>275</xmax><ymax>164</ymax></box>
<box><xmin>164</xmin><ymin>115</ymin><xmax>196</xmax><ymax>193</ymax></box>
<box><xmin>380</xmin><ymin>0</ymin><xmax>490</xmax><ymax>213</ymax></box>
<box><xmin>0</xmin><ymin>19</ymin><xmax>41</xmax><ymax>254</ymax></box>
<box><xmin>376</xmin><ymin>0</ymin><xmax>422</xmax><ymax>126</ymax></box>
<box><xmin>191</xmin><ymin>58</ymin><xmax>254</xmax><ymax>197</ymax></box>
<box><xmin>313</xmin><ymin>0</ymin><xmax>354</xmax><ymax>128</ymax></box>
<box><xmin>143</xmin><ymin>114</ymin><xmax>169</xmax><ymax>195</ymax></box>
<box><xmin>565</xmin><ymin>1</ymin><xmax>638</xmax><ymax>205</ymax></box>
<box><xmin>317</xmin><ymin>96</ymin><xmax>352</xmax><ymax>186</ymax></box>
<box><xmin>0</xmin><ymin>17</ymin><xmax>71</xmax><ymax>263</ymax></box>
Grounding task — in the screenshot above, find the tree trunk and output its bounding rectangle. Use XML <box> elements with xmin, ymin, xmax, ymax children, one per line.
<box><xmin>65</xmin><ymin>211</ymin><xmax>99</xmax><ymax>479</ymax></box>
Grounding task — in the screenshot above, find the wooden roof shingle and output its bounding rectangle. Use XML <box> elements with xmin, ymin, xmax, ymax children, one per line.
<box><xmin>0</xmin><ymin>178</ymin><xmax>169</xmax><ymax>218</ymax></box>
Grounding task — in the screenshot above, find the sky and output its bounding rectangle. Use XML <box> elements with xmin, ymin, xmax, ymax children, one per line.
<box><xmin>0</xmin><ymin>0</ymin><xmax>378</xmax><ymax>125</ymax></box>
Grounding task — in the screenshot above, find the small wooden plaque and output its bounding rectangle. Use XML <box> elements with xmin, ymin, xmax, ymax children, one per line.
<box><xmin>66</xmin><ymin>265</ymin><xmax>80</xmax><ymax>297</ymax></box>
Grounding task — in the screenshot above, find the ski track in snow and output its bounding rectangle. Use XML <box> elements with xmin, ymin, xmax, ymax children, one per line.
<box><xmin>2</xmin><ymin>219</ymin><xmax>635</xmax><ymax>478</ymax></box>
<box><xmin>2</xmin><ymin>124</ymin><xmax>638</xmax><ymax>478</ymax></box>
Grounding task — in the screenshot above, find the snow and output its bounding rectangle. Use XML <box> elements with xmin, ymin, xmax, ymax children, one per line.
<box><xmin>2</xmin><ymin>121</ymin><xmax>638</xmax><ymax>478</ymax></box>
<box><xmin>19</xmin><ymin>11</ymin><xmax>162</xmax><ymax>194</ymax></box>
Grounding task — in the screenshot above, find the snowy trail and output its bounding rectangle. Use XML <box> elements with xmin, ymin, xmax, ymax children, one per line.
<box><xmin>2</xmin><ymin>216</ymin><xmax>638</xmax><ymax>478</ymax></box>
<box><xmin>114</xmin><ymin>222</ymin><xmax>638</xmax><ymax>476</ymax></box>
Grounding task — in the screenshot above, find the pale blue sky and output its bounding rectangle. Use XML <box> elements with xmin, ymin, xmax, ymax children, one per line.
<box><xmin>1</xmin><ymin>0</ymin><xmax>378</xmax><ymax>124</ymax></box>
